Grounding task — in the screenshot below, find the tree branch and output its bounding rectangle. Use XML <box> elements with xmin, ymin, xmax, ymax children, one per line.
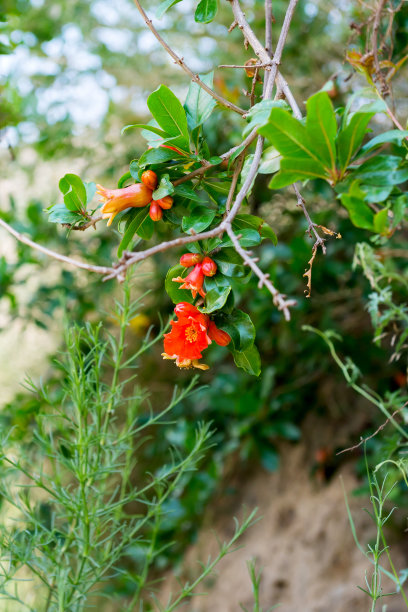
<box><xmin>132</xmin><ymin>0</ymin><xmax>246</xmax><ymax>116</ymax></box>
<box><xmin>229</xmin><ymin>0</ymin><xmax>302</xmax><ymax>118</ymax></box>
<box><xmin>0</xmin><ymin>218</ymin><xmax>113</xmax><ymax>276</ymax></box>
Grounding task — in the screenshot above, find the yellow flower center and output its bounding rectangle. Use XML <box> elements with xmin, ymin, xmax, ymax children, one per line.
<box><xmin>185</xmin><ymin>325</ymin><xmax>198</xmax><ymax>343</ymax></box>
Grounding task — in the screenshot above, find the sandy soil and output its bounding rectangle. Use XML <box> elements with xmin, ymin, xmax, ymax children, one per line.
<box><xmin>159</xmin><ymin>414</ymin><xmax>408</xmax><ymax>612</ymax></box>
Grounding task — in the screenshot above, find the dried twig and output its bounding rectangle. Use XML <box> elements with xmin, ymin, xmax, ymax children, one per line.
<box><xmin>293</xmin><ymin>184</ymin><xmax>326</xmax><ymax>253</ymax></box>
<box><xmin>132</xmin><ymin>0</ymin><xmax>245</xmax><ymax>116</ymax></box>
<box><xmin>336</xmin><ymin>404</ymin><xmax>407</xmax><ymax>455</ymax></box>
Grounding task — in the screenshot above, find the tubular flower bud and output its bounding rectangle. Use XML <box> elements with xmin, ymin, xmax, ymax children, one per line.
<box><xmin>155</xmin><ymin>196</ymin><xmax>173</xmax><ymax>210</ymax></box>
<box><xmin>141</xmin><ymin>170</ymin><xmax>158</xmax><ymax>190</ymax></box>
<box><xmin>162</xmin><ymin>303</ymin><xmax>211</xmax><ymax>370</ymax></box>
<box><xmin>201</xmin><ymin>256</ymin><xmax>217</xmax><ymax>277</ymax></box>
<box><xmin>180</xmin><ymin>253</ymin><xmax>203</xmax><ymax>268</ymax></box>
<box><xmin>207</xmin><ymin>320</ymin><xmax>231</xmax><ymax>346</ymax></box>
<box><xmin>97</xmin><ymin>183</ymin><xmax>152</xmax><ymax>226</ymax></box>
<box><xmin>149</xmin><ymin>201</ymin><xmax>163</xmax><ymax>221</ymax></box>
<box><xmin>172</xmin><ymin>263</ymin><xmax>205</xmax><ymax>299</ymax></box>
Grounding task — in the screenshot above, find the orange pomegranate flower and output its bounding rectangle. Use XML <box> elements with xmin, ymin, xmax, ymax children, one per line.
<box><xmin>173</xmin><ymin>263</ymin><xmax>206</xmax><ymax>299</ymax></box>
<box><xmin>162</xmin><ymin>303</ymin><xmax>231</xmax><ymax>370</ymax></box>
<box><xmin>172</xmin><ymin>255</ymin><xmax>217</xmax><ymax>299</ymax></box>
<box><xmin>96</xmin><ymin>183</ymin><xmax>153</xmax><ymax>226</ymax></box>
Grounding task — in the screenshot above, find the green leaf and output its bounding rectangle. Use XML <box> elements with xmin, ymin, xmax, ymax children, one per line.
<box><xmin>47</xmin><ymin>204</ymin><xmax>83</xmax><ymax>224</ymax></box>
<box><xmin>184</xmin><ymin>71</ymin><xmax>217</xmax><ymax>130</ymax></box>
<box><xmin>269</xmin><ymin>158</ymin><xmax>329</xmax><ymax>188</ymax></box>
<box><xmin>337</xmin><ymin>111</ymin><xmax>374</xmax><ymax>172</ymax></box>
<box><xmin>118</xmin><ymin>171</ymin><xmax>132</xmax><ymax>188</ymax></box>
<box><xmin>217</xmin><ymin>309</ymin><xmax>255</xmax><ymax>351</ymax></box>
<box><xmin>182</xmin><ymin>205</ymin><xmax>216</xmax><ymax>233</ymax></box>
<box><xmin>233</xmin><ymin>214</ymin><xmax>277</xmax><ymax>245</ymax></box>
<box><xmin>152</xmin><ymin>174</ymin><xmax>175</xmax><ymax>200</ymax></box>
<box><xmin>350</xmin><ymin>155</ymin><xmax>408</xmax><ymax>186</ymax></box>
<box><xmin>156</xmin><ymin>0</ymin><xmax>182</xmax><ymax>18</ymax></box>
<box><xmin>174</xmin><ymin>184</ymin><xmax>202</xmax><ymax>202</ymax></box>
<box><xmin>121</xmin><ymin>123</ymin><xmax>169</xmax><ymax>137</ymax></box>
<box><xmin>213</xmin><ymin>249</ymin><xmax>245</xmax><ymax>277</ymax></box>
<box><xmin>58</xmin><ymin>173</ymin><xmax>87</xmax><ymax>211</ymax></box>
<box><xmin>258</xmin><ymin>146</ymin><xmax>281</xmax><ymax>174</ymax></box>
<box><xmin>259</xmin><ymin>108</ymin><xmax>327</xmax><ymax>166</ymax></box>
<box><xmin>232</xmin><ymin>345</ymin><xmax>261</xmax><ymax>376</ymax></box>
<box><xmin>373</xmin><ymin>208</ymin><xmax>389</xmax><ymax>235</ymax></box>
<box><xmin>85</xmin><ymin>182</ymin><xmax>96</xmax><ymax>204</ymax></box>
<box><xmin>194</xmin><ymin>0</ymin><xmax>217</xmax><ymax>23</ymax></box>
<box><xmin>243</xmin><ymin>99</ymin><xmax>288</xmax><ymax>137</ymax></box>
<box><xmin>200</xmin><ymin>283</ymin><xmax>231</xmax><ymax>313</ymax></box>
<box><xmin>138</xmin><ymin>147</ymin><xmax>183</xmax><ymax>167</ymax></box>
<box><xmin>359</xmin><ymin>129</ymin><xmax>408</xmax><ymax>156</ymax></box>
<box><xmin>218</xmin><ymin>228</ymin><xmax>261</xmax><ymax>248</ymax></box>
<box><xmin>117</xmin><ymin>208</ymin><xmax>154</xmax><ymax>256</ymax></box>
<box><xmin>147</xmin><ymin>85</ymin><xmax>190</xmax><ymax>151</ymax></box>
<box><xmin>259</xmin><ymin>108</ymin><xmax>330</xmax><ymax>187</ymax></box>
<box><xmin>305</xmin><ymin>92</ymin><xmax>337</xmax><ymax>170</ymax></box>
<box><xmin>391</xmin><ymin>195</ymin><xmax>408</xmax><ymax>228</ymax></box>
<box><xmin>165</xmin><ymin>264</ymin><xmax>195</xmax><ymax>304</ymax></box>
<box><xmin>339</xmin><ymin>181</ymin><xmax>375</xmax><ymax>231</ymax></box>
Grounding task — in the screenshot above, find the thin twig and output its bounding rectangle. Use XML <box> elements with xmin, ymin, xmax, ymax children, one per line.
<box><xmin>265</xmin><ymin>0</ymin><xmax>273</xmax><ymax>59</ymax></box>
<box><xmin>225</xmin><ymin>152</ymin><xmax>246</xmax><ymax>214</ymax></box>
<box><xmin>0</xmin><ymin>218</ymin><xmax>113</xmax><ymax>276</ymax></box>
<box><xmin>226</xmin><ymin>225</ymin><xmax>296</xmax><ymax>320</ymax></box>
<box><xmin>65</xmin><ymin>215</ymin><xmax>103</xmax><ymax>231</ymax></box>
<box><xmin>229</xmin><ymin>0</ymin><xmax>302</xmax><ymax>118</ymax></box>
<box><xmin>336</xmin><ymin>404</ymin><xmax>407</xmax><ymax>455</ymax></box>
<box><xmin>372</xmin><ymin>0</ymin><xmax>388</xmax><ymax>94</ymax></box>
<box><xmin>132</xmin><ymin>0</ymin><xmax>246</xmax><ymax>116</ymax></box>
<box><xmin>218</xmin><ymin>62</ymin><xmax>272</xmax><ymax>69</ymax></box>
<box><xmin>293</xmin><ymin>184</ymin><xmax>326</xmax><ymax>253</ymax></box>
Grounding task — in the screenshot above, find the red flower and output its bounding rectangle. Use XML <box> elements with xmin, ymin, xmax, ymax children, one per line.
<box><xmin>97</xmin><ymin>183</ymin><xmax>152</xmax><ymax>226</ymax></box>
<box><xmin>207</xmin><ymin>320</ymin><xmax>231</xmax><ymax>346</ymax></box>
<box><xmin>201</xmin><ymin>256</ymin><xmax>217</xmax><ymax>277</ymax></box>
<box><xmin>172</xmin><ymin>254</ymin><xmax>217</xmax><ymax>299</ymax></box>
<box><xmin>162</xmin><ymin>303</ymin><xmax>211</xmax><ymax>369</ymax></box>
<box><xmin>162</xmin><ymin>303</ymin><xmax>231</xmax><ymax>370</ymax></box>
<box><xmin>173</xmin><ymin>263</ymin><xmax>206</xmax><ymax>299</ymax></box>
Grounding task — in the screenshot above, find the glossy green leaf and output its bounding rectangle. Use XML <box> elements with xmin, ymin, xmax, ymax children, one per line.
<box><xmin>165</xmin><ymin>264</ymin><xmax>195</xmax><ymax>304</ymax></box>
<box><xmin>232</xmin><ymin>345</ymin><xmax>261</xmax><ymax>376</ymax></box>
<box><xmin>233</xmin><ymin>214</ymin><xmax>277</xmax><ymax>245</ymax></box>
<box><xmin>121</xmin><ymin>123</ymin><xmax>169</xmax><ymax>137</ymax></box>
<box><xmin>138</xmin><ymin>147</ymin><xmax>183</xmax><ymax>167</ymax></box>
<box><xmin>337</xmin><ymin>111</ymin><xmax>374</xmax><ymax>172</ymax></box>
<box><xmin>117</xmin><ymin>208</ymin><xmax>153</xmax><ymax>256</ymax></box>
<box><xmin>243</xmin><ymin>99</ymin><xmax>288</xmax><ymax>137</ymax></box>
<box><xmin>391</xmin><ymin>195</ymin><xmax>408</xmax><ymax>228</ymax></box>
<box><xmin>47</xmin><ymin>204</ymin><xmax>83</xmax><ymax>224</ymax></box>
<box><xmin>213</xmin><ymin>249</ymin><xmax>245</xmax><ymax>277</ymax></box>
<box><xmin>218</xmin><ymin>228</ymin><xmax>261</xmax><ymax>248</ymax></box>
<box><xmin>259</xmin><ymin>107</ymin><xmax>326</xmax><ymax>166</ymax></box>
<box><xmin>373</xmin><ymin>208</ymin><xmax>389</xmax><ymax>235</ymax></box>
<box><xmin>153</xmin><ymin>174</ymin><xmax>175</xmax><ymax>200</ymax></box>
<box><xmin>269</xmin><ymin>158</ymin><xmax>329</xmax><ymax>188</ymax></box>
<box><xmin>184</xmin><ymin>71</ymin><xmax>217</xmax><ymax>130</ymax></box>
<box><xmin>194</xmin><ymin>0</ymin><xmax>217</xmax><ymax>23</ymax></box>
<box><xmin>182</xmin><ymin>205</ymin><xmax>216</xmax><ymax>233</ymax></box>
<box><xmin>350</xmin><ymin>155</ymin><xmax>408</xmax><ymax>186</ymax></box>
<box><xmin>359</xmin><ymin>129</ymin><xmax>408</xmax><ymax>156</ymax></box>
<box><xmin>305</xmin><ymin>92</ymin><xmax>337</xmax><ymax>170</ymax></box>
<box><xmin>156</xmin><ymin>0</ymin><xmax>182</xmax><ymax>18</ymax></box>
<box><xmin>59</xmin><ymin>173</ymin><xmax>87</xmax><ymax>211</ymax></box>
<box><xmin>339</xmin><ymin>181</ymin><xmax>374</xmax><ymax>231</ymax></box>
<box><xmin>217</xmin><ymin>309</ymin><xmax>255</xmax><ymax>351</ymax></box>
<box><xmin>147</xmin><ymin>85</ymin><xmax>190</xmax><ymax>151</ymax></box>
<box><xmin>200</xmin><ymin>281</ymin><xmax>231</xmax><ymax>313</ymax></box>
<box><xmin>174</xmin><ymin>184</ymin><xmax>202</xmax><ymax>202</ymax></box>
<box><xmin>258</xmin><ymin>146</ymin><xmax>281</xmax><ymax>174</ymax></box>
